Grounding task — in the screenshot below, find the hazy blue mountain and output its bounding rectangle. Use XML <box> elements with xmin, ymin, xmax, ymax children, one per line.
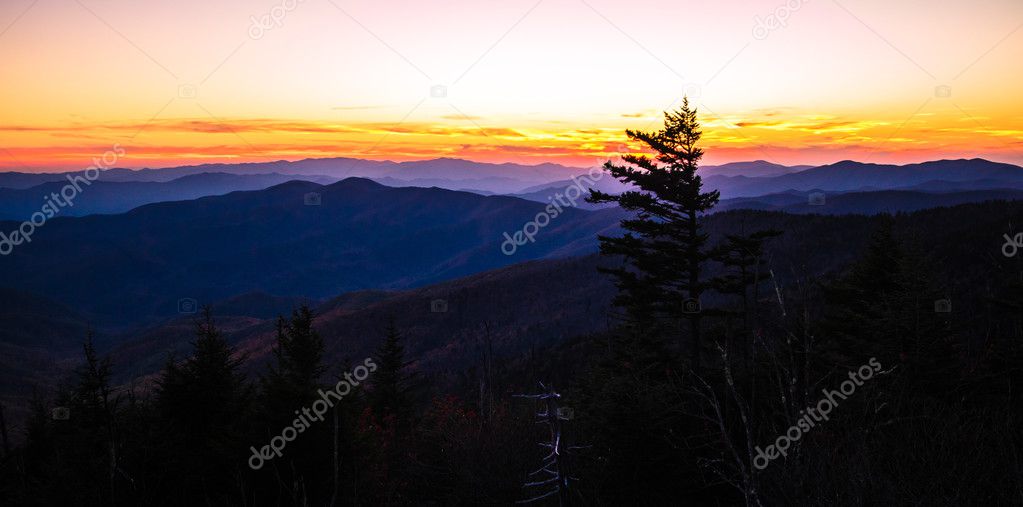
<box><xmin>371</xmin><ymin>176</ymin><xmax>522</xmax><ymax>194</ymax></box>
<box><xmin>0</xmin><ymin>172</ymin><xmax>335</xmax><ymax>220</ymax></box>
<box><xmin>0</xmin><ymin>159</ymin><xmax>390</xmax><ymax>188</ymax></box>
<box><xmin>513</xmin><ymin>174</ymin><xmax>631</xmax><ymax>210</ymax></box>
<box><xmin>9</xmin><ymin>157</ymin><xmax>1020</xmax><ymax>206</ymax></box>
<box><xmin>706</xmin><ymin>158</ymin><xmax>1023</xmax><ymax>197</ymax></box>
<box><xmin>0</xmin><ymin>157</ymin><xmax>584</xmax><ymax>193</ymax></box>
<box><xmin>700</xmin><ymin>160</ymin><xmax>809</xmax><ymax>177</ymax></box>
<box><xmin>0</xmin><ymin>178</ymin><xmax>624</xmax><ymax>325</ymax></box>
<box><xmin>513</xmin><ymin>161</ymin><xmax>806</xmax><ymax>204</ymax></box>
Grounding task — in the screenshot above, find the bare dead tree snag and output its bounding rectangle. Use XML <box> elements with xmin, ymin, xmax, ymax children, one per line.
<box><xmin>515</xmin><ymin>382</ymin><xmax>576</xmax><ymax>506</ymax></box>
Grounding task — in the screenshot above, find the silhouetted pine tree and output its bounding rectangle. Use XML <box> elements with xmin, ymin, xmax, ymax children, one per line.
<box><xmin>588</xmin><ymin>97</ymin><xmax>720</xmax><ymax>370</ymax></box>
<box><xmin>711</xmin><ymin>223</ymin><xmax>781</xmax><ymax>371</ymax></box>
<box><xmin>328</xmin><ymin>357</ymin><xmax>373</xmax><ymax>507</ymax></box>
<box><xmin>822</xmin><ymin>216</ymin><xmax>957</xmax><ymax>393</ymax></box>
<box><xmin>256</xmin><ymin>305</ymin><xmax>332</xmax><ymax>505</ymax></box>
<box><xmin>155</xmin><ymin>307</ymin><xmax>251</xmax><ymax>505</ymax></box>
<box><xmin>370</xmin><ymin>322</ymin><xmax>415</xmax><ymax>425</ymax></box>
<box><xmin>363</xmin><ymin>321</ymin><xmax>419</xmax><ymax>503</ymax></box>
<box><xmin>260</xmin><ymin>305</ymin><xmax>327</xmax><ymax>425</ymax></box>
<box><xmin>66</xmin><ymin>337</ymin><xmax>120</xmax><ymax>505</ymax></box>
<box><xmin>822</xmin><ymin>215</ymin><xmax>906</xmax><ymax>364</ymax></box>
<box><xmin>9</xmin><ymin>337</ymin><xmax>134</xmax><ymax>506</ymax></box>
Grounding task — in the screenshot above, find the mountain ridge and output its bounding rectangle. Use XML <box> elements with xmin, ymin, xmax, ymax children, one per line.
<box><xmin>0</xmin><ymin>177</ymin><xmax>625</xmax><ymax>325</ymax></box>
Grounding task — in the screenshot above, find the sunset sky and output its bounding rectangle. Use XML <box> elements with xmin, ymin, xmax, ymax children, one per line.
<box><xmin>1</xmin><ymin>0</ymin><xmax>1021</xmax><ymax>172</ymax></box>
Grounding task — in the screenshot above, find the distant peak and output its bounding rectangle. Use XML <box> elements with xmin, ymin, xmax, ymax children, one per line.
<box><xmin>824</xmin><ymin>160</ymin><xmax>876</xmax><ymax>170</ymax></box>
<box><xmin>330</xmin><ymin>176</ymin><xmax>387</xmax><ymax>189</ymax></box>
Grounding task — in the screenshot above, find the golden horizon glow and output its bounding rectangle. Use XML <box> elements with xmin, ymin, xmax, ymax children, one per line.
<box><xmin>1</xmin><ymin>0</ymin><xmax>1021</xmax><ymax>172</ymax></box>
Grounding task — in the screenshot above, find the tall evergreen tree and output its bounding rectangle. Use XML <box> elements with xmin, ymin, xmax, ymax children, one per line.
<box><xmin>588</xmin><ymin>97</ymin><xmax>720</xmax><ymax>369</ymax></box>
<box><xmin>155</xmin><ymin>307</ymin><xmax>251</xmax><ymax>505</ymax></box>
<box><xmin>370</xmin><ymin>322</ymin><xmax>414</xmax><ymax>424</ymax></box>
<box><xmin>823</xmin><ymin>215</ymin><xmax>909</xmax><ymax>365</ymax></box>
<box><xmin>12</xmin><ymin>337</ymin><xmax>130</xmax><ymax>506</ymax></box>
<box><xmin>362</xmin><ymin>322</ymin><xmax>419</xmax><ymax>503</ymax></box>
<box><xmin>68</xmin><ymin>336</ymin><xmax>120</xmax><ymax>505</ymax></box>
<box><xmin>821</xmin><ymin>215</ymin><xmax>958</xmax><ymax>393</ymax></box>
<box><xmin>261</xmin><ymin>305</ymin><xmax>326</xmax><ymax>418</ymax></box>
<box><xmin>711</xmin><ymin>224</ymin><xmax>781</xmax><ymax>370</ymax></box>
<box><xmin>257</xmin><ymin>305</ymin><xmax>331</xmax><ymax>505</ymax></box>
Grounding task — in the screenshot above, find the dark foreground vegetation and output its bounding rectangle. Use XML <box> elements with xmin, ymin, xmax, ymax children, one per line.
<box><xmin>2</xmin><ymin>102</ymin><xmax>1022</xmax><ymax>506</ymax></box>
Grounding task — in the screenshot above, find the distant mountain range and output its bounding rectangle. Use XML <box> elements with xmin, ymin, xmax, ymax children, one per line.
<box><xmin>0</xmin><ymin>172</ymin><xmax>335</xmax><ymax>220</ymax></box>
<box><xmin>700</xmin><ymin>160</ymin><xmax>810</xmax><ymax>178</ymax></box>
<box><xmin>0</xmin><ymin>178</ymin><xmax>624</xmax><ymax>325</ymax></box>
<box><xmin>4</xmin><ymin>157</ymin><xmax>1021</xmax><ymax>222</ymax></box>
<box><xmin>705</xmin><ymin>158</ymin><xmax>1023</xmax><ymax>197</ymax></box>
<box><xmin>512</xmin><ymin>158</ymin><xmax>1023</xmax><ymax>208</ymax></box>
<box><xmin>2</xmin><ymin>157</ymin><xmax>1021</xmax><ymax>326</ymax></box>
<box><xmin>0</xmin><ymin>157</ymin><xmax>587</xmax><ymax>194</ymax></box>
<box><xmin>512</xmin><ymin>174</ymin><xmax>631</xmax><ymax>210</ymax></box>
<box><xmin>3</xmin><ymin>163</ymin><xmax>1023</xmax><ymax>325</ymax></box>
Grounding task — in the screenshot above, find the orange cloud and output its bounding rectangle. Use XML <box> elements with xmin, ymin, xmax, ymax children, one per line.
<box><xmin>4</xmin><ymin>105</ymin><xmax>1023</xmax><ymax>172</ymax></box>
